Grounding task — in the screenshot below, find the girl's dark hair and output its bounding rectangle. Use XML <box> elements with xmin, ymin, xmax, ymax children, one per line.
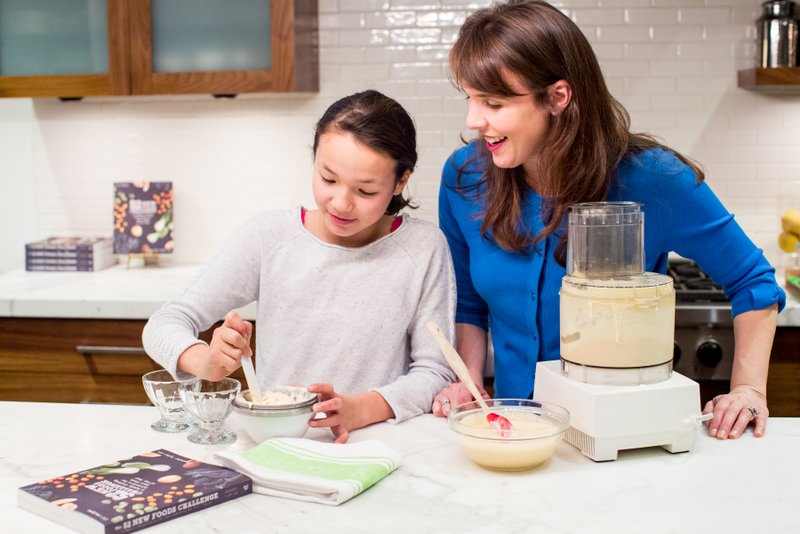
<box><xmin>313</xmin><ymin>90</ymin><xmax>418</xmax><ymax>215</ymax></box>
<box><xmin>449</xmin><ymin>0</ymin><xmax>704</xmax><ymax>262</ymax></box>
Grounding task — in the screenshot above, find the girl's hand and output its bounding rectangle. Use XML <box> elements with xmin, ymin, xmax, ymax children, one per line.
<box><xmin>702</xmin><ymin>385</ymin><xmax>768</xmax><ymax>439</ymax></box>
<box><xmin>432</xmin><ymin>382</ymin><xmax>490</xmax><ymax>417</ymax></box>
<box><xmin>307</xmin><ymin>383</ymin><xmax>356</xmax><ymax>443</ymax></box>
<box><xmin>306</xmin><ymin>384</ymin><xmax>394</xmax><ymax>444</ymax></box>
<box><xmin>179</xmin><ymin>311</ymin><xmax>252</xmax><ymax>381</ymax></box>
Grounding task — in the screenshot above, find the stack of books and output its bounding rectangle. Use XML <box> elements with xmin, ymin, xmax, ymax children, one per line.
<box><xmin>25</xmin><ymin>237</ymin><xmax>117</xmax><ymax>272</ymax></box>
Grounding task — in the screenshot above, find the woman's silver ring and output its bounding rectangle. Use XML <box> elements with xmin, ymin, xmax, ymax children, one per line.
<box><xmin>747</xmin><ymin>406</ymin><xmax>758</xmax><ymax>420</ymax></box>
<box><xmin>440</xmin><ymin>398</ymin><xmax>451</xmax><ymax>407</ymax></box>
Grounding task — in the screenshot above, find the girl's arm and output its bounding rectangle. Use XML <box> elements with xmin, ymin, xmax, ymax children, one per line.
<box><xmin>142</xmin><ymin>217</ymin><xmax>262</xmax><ymax>379</ymax></box>
<box><xmin>703</xmin><ymin>305</ymin><xmax>778</xmax><ymax>439</ymax></box>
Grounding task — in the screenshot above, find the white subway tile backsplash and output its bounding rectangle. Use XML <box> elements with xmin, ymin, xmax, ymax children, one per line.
<box><xmin>597</xmin><ymin>25</ymin><xmax>651</xmax><ymax>42</ymax></box>
<box><xmin>678</xmin><ymin>42</ymin><xmax>734</xmax><ymax>59</ymax></box>
<box><xmin>0</xmin><ymin>0</ymin><xmax>797</xmax><ymax>276</ymax></box>
<box><xmin>651</xmin><ymin>59</ymin><xmax>704</xmax><ymax>76</ymax></box>
<box><xmin>625</xmin><ymin>43</ymin><xmax>679</xmax><ymax>60</ymax></box>
<box><xmin>728</xmin><ymin>146</ymin><xmax>784</xmax><ymax>164</ymax></box>
<box><xmin>365</xmin><ymin>45</ymin><xmax>416</xmax><ymax>63</ymax></box>
<box><xmin>365</xmin><ymin>10</ymin><xmax>416</xmax><ymax>28</ymax></box>
<box><xmin>600</xmin><ymin>60</ymin><xmax>651</xmax><ymax>77</ymax></box>
<box><xmin>389</xmin><ymin>28</ymin><xmax>442</xmax><ymax>44</ymax></box>
<box><xmin>571</xmin><ymin>9</ymin><xmax>625</xmax><ymax>25</ymax></box>
<box><xmin>651</xmin><ymin>25</ymin><xmax>705</xmax><ymax>42</ymax></box>
<box><xmin>678</xmin><ymin>7</ymin><xmax>732</xmax><ymax>25</ymax></box>
<box><xmin>626</xmin><ymin>8</ymin><xmax>679</xmax><ymax>26</ymax></box>
<box><xmin>391</xmin><ymin>62</ymin><xmax>447</xmax><ymax>79</ymax></box>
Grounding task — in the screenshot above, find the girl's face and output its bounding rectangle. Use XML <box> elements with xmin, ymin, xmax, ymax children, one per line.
<box><xmin>463</xmin><ymin>72</ymin><xmax>552</xmax><ymax>178</ymax></box>
<box><xmin>311</xmin><ymin>130</ymin><xmax>407</xmax><ymax>247</ymax></box>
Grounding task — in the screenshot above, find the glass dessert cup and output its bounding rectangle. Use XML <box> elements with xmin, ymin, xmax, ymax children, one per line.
<box><xmin>142</xmin><ymin>369</ymin><xmax>191</xmax><ymax>433</ymax></box>
<box><xmin>448</xmin><ymin>399</ymin><xmax>569</xmax><ymax>471</ymax></box>
<box><xmin>179</xmin><ymin>378</ymin><xmax>240</xmax><ymax>445</ymax></box>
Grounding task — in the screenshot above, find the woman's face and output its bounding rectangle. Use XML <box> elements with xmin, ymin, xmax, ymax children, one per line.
<box><xmin>463</xmin><ymin>72</ymin><xmax>552</xmax><ymax>177</ymax></box>
<box><xmin>312</xmin><ymin>130</ymin><xmax>406</xmax><ymax>247</ymax></box>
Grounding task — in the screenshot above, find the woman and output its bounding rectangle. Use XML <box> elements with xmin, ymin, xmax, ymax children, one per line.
<box><xmin>432</xmin><ymin>0</ymin><xmax>785</xmax><ymax>441</ymax></box>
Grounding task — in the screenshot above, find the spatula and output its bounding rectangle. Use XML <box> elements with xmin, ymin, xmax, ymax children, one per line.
<box><xmin>425</xmin><ymin>321</ymin><xmax>512</xmax><ymax>431</ymax></box>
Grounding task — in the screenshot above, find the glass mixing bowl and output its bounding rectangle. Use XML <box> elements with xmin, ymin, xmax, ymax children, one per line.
<box><xmin>448</xmin><ymin>399</ymin><xmax>570</xmax><ymax>471</ymax></box>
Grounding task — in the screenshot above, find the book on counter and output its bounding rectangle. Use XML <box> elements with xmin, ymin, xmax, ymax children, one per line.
<box><xmin>25</xmin><ymin>237</ymin><xmax>117</xmax><ymax>272</ymax></box>
<box><xmin>113</xmin><ymin>181</ymin><xmax>173</xmax><ymax>255</ymax></box>
<box><xmin>18</xmin><ymin>449</ymin><xmax>252</xmax><ymax>534</ymax></box>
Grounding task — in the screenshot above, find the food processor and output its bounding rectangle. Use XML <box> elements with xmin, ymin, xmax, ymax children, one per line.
<box><xmin>533</xmin><ymin>202</ymin><xmax>709</xmax><ymax>461</ymax></box>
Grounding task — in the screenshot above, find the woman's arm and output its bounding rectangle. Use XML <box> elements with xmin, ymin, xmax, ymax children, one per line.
<box><xmin>703</xmin><ymin>304</ymin><xmax>778</xmax><ymax>439</ymax></box>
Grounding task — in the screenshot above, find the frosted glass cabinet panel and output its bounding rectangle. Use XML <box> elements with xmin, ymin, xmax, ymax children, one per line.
<box><xmin>152</xmin><ymin>0</ymin><xmax>271</xmax><ymax>73</ymax></box>
<box><xmin>130</xmin><ymin>0</ymin><xmax>318</xmax><ymax>95</ymax></box>
<box><xmin>0</xmin><ymin>0</ymin><xmax>109</xmax><ymax>76</ymax></box>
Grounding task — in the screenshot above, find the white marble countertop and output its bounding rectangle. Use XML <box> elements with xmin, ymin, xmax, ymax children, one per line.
<box><xmin>0</xmin><ymin>266</ymin><xmax>798</xmax><ymax>326</ymax></box>
<box><xmin>3</xmin><ymin>401</ymin><xmax>799</xmax><ymax>534</ymax></box>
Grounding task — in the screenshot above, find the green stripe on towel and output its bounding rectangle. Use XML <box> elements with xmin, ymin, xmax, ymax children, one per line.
<box><xmin>243</xmin><ymin>442</ymin><xmax>394</xmax><ymax>493</ymax></box>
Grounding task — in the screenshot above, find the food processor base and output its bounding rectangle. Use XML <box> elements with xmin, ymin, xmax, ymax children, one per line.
<box><xmin>533</xmin><ymin>360</ymin><xmax>705</xmax><ymax>462</ymax></box>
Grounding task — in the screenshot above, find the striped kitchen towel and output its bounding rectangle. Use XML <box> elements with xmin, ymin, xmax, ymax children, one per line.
<box><xmin>214</xmin><ymin>438</ymin><xmax>402</xmax><ymax>505</ymax></box>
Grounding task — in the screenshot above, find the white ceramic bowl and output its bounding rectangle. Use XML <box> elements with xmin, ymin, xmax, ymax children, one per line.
<box><xmin>232</xmin><ymin>386</ymin><xmax>318</xmax><ymax>443</ymax></box>
<box><xmin>448</xmin><ymin>399</ymin><xmax>569</xmax><ymax>471</ymax></box>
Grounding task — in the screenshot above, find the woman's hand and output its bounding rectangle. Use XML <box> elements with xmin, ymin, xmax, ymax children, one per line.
<box><xmin>702</xmin><ymin>385</ymin><xmax>768</xmax><ymax>439</ymax></box>
<box><xmin>178</xmin><ymin>311</ymin><xmax>252</xmax><ymax>381</ymax></box>
<box><xmin>307</xmin><ymin>384</ymin><xmax>393</xmax><ymax>444</ymax></box>
<box><xmin>431</xmin><ymin>382</ymin><xmax>490</xmax><ymax>417</ymax></box>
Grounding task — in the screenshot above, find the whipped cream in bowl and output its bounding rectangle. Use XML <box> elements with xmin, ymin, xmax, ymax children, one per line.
<box><xmin>232</xmin><ymin>386</ymin><xmax>319</xmax><ymax>442</ymax></box>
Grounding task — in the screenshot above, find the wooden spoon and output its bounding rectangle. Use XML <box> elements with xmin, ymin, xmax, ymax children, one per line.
<box><xmin>241</xmin><ymin>355</ymin><xmax>263</xmax><ymax>404</ymax></box>
<box><xmin>425</xmin><ymin>322</ymin><xmax>512</xmax><ymax>431</ymax></box>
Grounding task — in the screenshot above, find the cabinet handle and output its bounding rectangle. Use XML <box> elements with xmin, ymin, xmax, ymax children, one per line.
<box><xmin>76</xmin><ymin>345</ymin><xmax>147</xmax><ymax>355</ymax></box>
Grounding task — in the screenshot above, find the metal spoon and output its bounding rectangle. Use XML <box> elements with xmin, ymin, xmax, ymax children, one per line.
<box><xmin>425</xmin><ymin>322</ymin><xmax>512</xmax><ymax>430</ymax></box>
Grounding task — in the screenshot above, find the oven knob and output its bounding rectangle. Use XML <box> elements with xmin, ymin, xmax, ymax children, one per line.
<box><xmin>697</xmin><ymin>340</ymin><xmax>723</xmax><ymax>367</ymax></box>
<box><xmin>673</xmin><ymin>342</ymin><xmax>681</xmax><ymax>366</ymax></box>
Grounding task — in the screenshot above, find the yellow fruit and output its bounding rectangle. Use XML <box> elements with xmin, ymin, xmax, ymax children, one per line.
<box><xmin>779</xmin><ymin>231</ymin><xmax>800</xmax><ymax>253</ymax></box>
<box><xmin>781</xmin><ymin>209</ymin><xmax>800</xmax><ymax>235</ymax></box>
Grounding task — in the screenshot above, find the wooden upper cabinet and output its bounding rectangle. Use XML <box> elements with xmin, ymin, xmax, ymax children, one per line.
<box><xmin>0</xmin><ymin>0</ymin><xmax>318</xmax><ymax>98</ymax></box>
<box><xmin>0</xmin><ymin>0</ymin><xmax>130</xmax><ymax>98</ymax></box>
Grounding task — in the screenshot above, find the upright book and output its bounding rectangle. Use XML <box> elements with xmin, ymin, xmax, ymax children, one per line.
<box><xmin>113</xmin><ymin>182</ymin><xmax>173</xmax><ymax>255</ymax></box>
<box><xmin>18</xmin><ymin>449</ymin><xmax>252</xmax><ymax>534</ymax></box>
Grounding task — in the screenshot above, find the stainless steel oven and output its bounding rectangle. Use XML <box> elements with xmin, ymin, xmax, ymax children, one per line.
<box><xmin>668</xmin><ymin>259</ymin><xmax>734</xmax><ymax>381</ymax></box>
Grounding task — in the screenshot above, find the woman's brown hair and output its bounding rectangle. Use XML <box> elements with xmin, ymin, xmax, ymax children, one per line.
<box><xmin>449</xmin><ymin>0</ymin><xmax>703</xmax><ymax>261</ymax></box>
<box><xmin>313</xmin><ymin>89</ymin><xmax>418</xmax><ymax>215</ymax></box>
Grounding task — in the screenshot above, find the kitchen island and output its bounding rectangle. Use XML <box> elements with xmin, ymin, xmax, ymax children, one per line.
<box><xmin>3</xmin><ymin>401</ymin><xmax>798</xmax><ymax>534</ymax></box>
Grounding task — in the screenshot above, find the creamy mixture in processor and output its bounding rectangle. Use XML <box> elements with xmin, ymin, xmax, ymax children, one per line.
<box><xmin>559</xmin><ymin>202</ymin><xmax>675</xmax><ymax>385</ymax></box>
<box><xmin>560</xmin><ymin>273</ymin><xmax>675</xmax><ymax>369</ymax></box>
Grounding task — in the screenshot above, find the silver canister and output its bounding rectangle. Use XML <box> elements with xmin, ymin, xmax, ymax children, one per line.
<box><xmin>757</xmin><ymin>0</ymin><xmax>799</xmax><ymax>67</ymax></box>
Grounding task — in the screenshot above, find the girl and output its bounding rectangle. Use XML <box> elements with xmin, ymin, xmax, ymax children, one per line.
<box><xmin>143</xmin><ymin>90</ymin><xmax>456</xmax><ymax>443</ymax></box>
<box><xmin>432</xmin><ymin>0</ymin><xmax>785</xmax><ymax>442</ymax></box>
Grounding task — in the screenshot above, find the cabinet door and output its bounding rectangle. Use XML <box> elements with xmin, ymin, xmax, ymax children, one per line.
<box><xmin>0</xmin><ymin>0</ymin><xmax>129</xmax><ymax>97</ymax></box>
<box><xmin>128</xmin><ymin>0</ymin><xmax>318</xmax><ymax>95</ymax></box>
<box><xmin>0</xmin><ymin>318</ymin><xmax>250</xmax><ymax>404</ymax></box>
